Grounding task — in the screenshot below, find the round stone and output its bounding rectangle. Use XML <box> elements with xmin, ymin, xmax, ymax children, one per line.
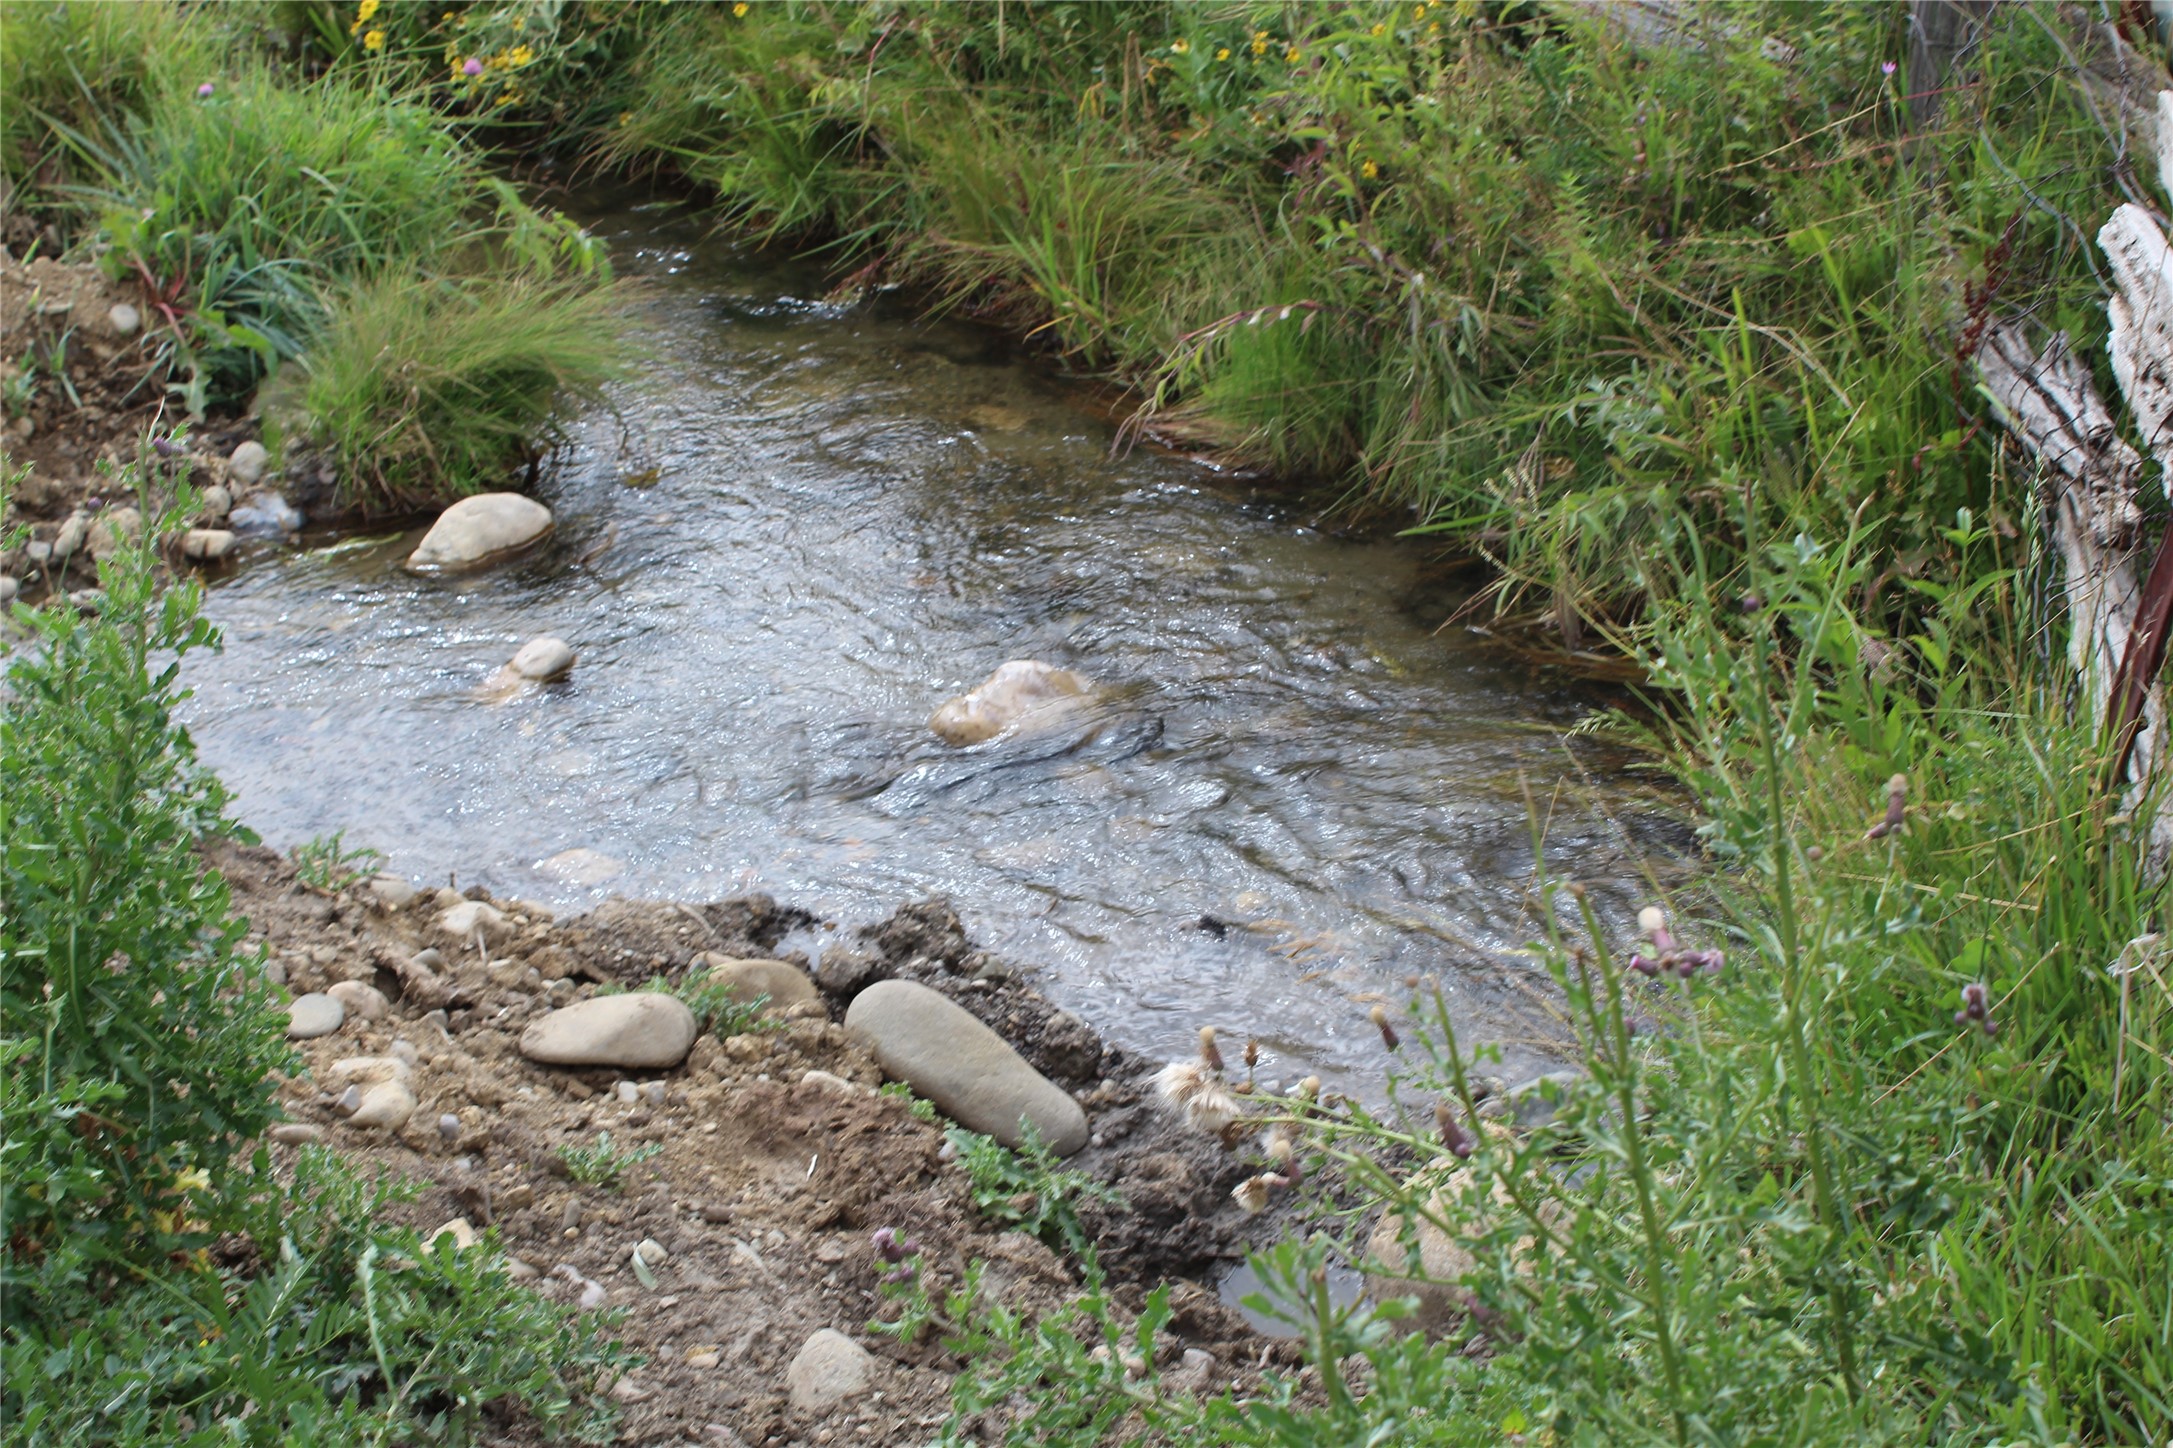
<box><xmin>180</xmin><ymin>528</ymin><xmax>236</xmax><ymax>562</ymax></box>
<box><xmin>228</xmin><ymin>440</ymin><xmax>269</xmax><ymax>486</ymax></box>
<box><xmin>928</xmin><ymin>660</ymin><xmax>1092</xmax><ymax>746</ymax></box>
<box><xmin>406</xmin><ymin>493</ymin><xmax>553</xmax><ymax>573</ymax></box>
<box><xmin>108</xmin><ymin>302</ymin><xmax>141</xmax><ymax>337</ymax></box>
<box><xmin>326</xmin><ymin>980</ymin><xmax>389</xmax><ymax>1022</ymax></box>
<box><xmin>286</xmin><ymin>992</ymin><xmax>345</xmax><ymax>1039</ymax></box>
<box><xmin>699</xmin><ymin>956</ymin><xmax>820</xmax><ymax>1015</ymax></box>
<box><xmin>843</xmin><ymin>980</ymin><xmax>1087</xmax><ymax>1154</ymax></box>
<box><xmin>518</xmin><ymin>994</ymin><xmax>699</xmax><ymax>1069</ymax></box>
<box><xmin>510</xmin><ymin>636</ymin><xmax>575</xmax><ymax>681</ymax></box>
<box><xmin>786</xmin><ymin>1329</ymin><xmax>874</xmax><ymax>1414</ymax></box>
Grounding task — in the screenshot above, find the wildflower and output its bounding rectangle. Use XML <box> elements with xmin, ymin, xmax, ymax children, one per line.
<box><xmin>1360</xmin><ymin>159</ymin><xmax>1379</xmax><ymax>180</ymax></box>
<box><xmin>1251</xmin><ymin>30</ymin><xmax>1270</xmax><ymax>55</ymax></box>
<box><xmin>871</xmin><ymin>1226</ymin><xmax>918</xmax><ymax>1263</ymax></box>
<box><xmin>509</xmin><ymin>42</ymin><xmax>534</xmax><ymax>66</ymax></box>
<box><xmin>173</xmin><ymin>1166</ymin><xmax>212</xmax><ymax>1193</ymax></box>
<box><xmin>618</xmin><ymin>111</ymin><xmax>634</xmax><ymax>126</ymax></box>
<box><xmin>1285</xmin><ymin>45</ymin><xmax>1302</xmax><ymax>62</ymax></box>
<box><xmin>463</xmin><ymin>56</ymin><xmax>484</xmax><ymax>75</ymax></box>
<box><xmin>1261</xmin><ymin>1128</ymin><xmax>1295</xmax><ymax>1165</ymax></box>
<box><xmin>363</xmin><ymin>28</ymin><xmax>385</xmax><ymax>50</ymax></box>
<box><xmin>1371</xmin><ymin>21</ymin><xmax>1387</xmax><ymax>36</ymax></box>
<box><xmin>1881</xmin><ymin>59</ymin><xmax>1898</xmax><ymax>77</ymax></box>
<box><xmin>1215</xmin><ymin>46</ymin><xmax>1230</xmax><ymax>60</ymax></box>
<box><xmin>1370</xmin><ymin>1004</ymin><xmax>1399</xmax><ymax>1051</ymax></box>
<box><xmin>357</xmin><ymin>0</ymin><xmax>379</xmax><ymax>19</ymax></box>
<box><xmin>733</xmin><ymin>1</ymin><xmax>749</xmax><ymax>13</ymax></box>
<box><xmin>196</xmin><ymin>81</ymin><xmax>215</xmax><ymax>98</ymax></box>
<box><xmin>1151</xmin><ymin>1060</ymin><xmax>1242</xmax><ymax>1133</ymax></box>
<box><xmin>1866</xmin><ymin>772</ymin><xmax>1908</xmax><ymax>839</ymax></box>
<box><xmin>1170</xmin><ymin>38</ymin><xmax>1190</xmax><ymax>54</ymax></box>
<box><xmin>1435</xmin><ymin>1100</ymin><xmax>1474</xmax><ymax>1159</ymax></box>
<box><xmin>1233</xmin><ymin>1172</ymin><xmax>1295</xmax><ymax>1214</ymax></box>
<box><xmin>1954</xmin><ymin>981</ymin><xmax>1997</xmax><ymax>1036</ymax></box>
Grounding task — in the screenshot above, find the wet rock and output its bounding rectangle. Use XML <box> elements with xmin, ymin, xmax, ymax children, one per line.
<box><xmin>326</xmin><ymin>980</ymin><xmax>389</xmax><ymax>1023</ymax></box>
<box><xmin>786</xmin><ymin>1329</ymin><xmax>873</xmax><ymax>1414</ymax></box>
<box><xmin>108</xmin><ymin>302</ymin><xmax>140</xmax><ymax>337</ymax></box>
<box><xmin>268</xmin><ymin>1123</ymin><xmax>323</xmax><ymax>1145</ymax></box>
<box><xmin>345</xmin><ymin>1078</ymin><xmax>416</xmax><ymax>1131</ymax></box>
<box><xmin>198</xmin><ymin>484</ymin><xmax>232</xmax><ymax>522</ymax></box>
<box><xmin>407</xmin><ymin>492</ymin><xmax>553</xmax><ymax>573</ymax></box>
<box><xmin>228</xmin><ymin>441</ymin><xmax>269</xmax><ymax>487</ymax></box>
<box><xmin>180</xmin><ymin>528</ymin><xmax>236</xmax><ymax>562</ymax></box>
<box><xmin>844</xmin><ymin>980</ymin><xmax>1088</xmax><ymax>1154</ymax></box>
<box><xmin>286</xmin><ymin>992</ymin><xmax>345</xmax><ymax>1039</ymax></box>
<box><xmin>929</xmin><ymin>659</ymin><xmax>1092</xmax><ymax>746</ymax></box>
<box><xmin>437</xmin><ymin>899</ymin><xmax>505</xmax><ymax>940</ymax></box>
<box><xmin>87</xmin><ymin>506</ymin><xmax>141</xmax><ymax>561</ymax></box>
<box><xmin>538</xmin><ymin>847</ymin><xmax>623</xmax><ymax>886</ymax></box>
<box><xmin>510</xmin><ymin>636</ymin><xmax>575</xmax><ymax>680</ymax></box>
<box><xmin>701</xmin><ymin>955</ymin><xmax>820</xmax><ymax>1015</ymax></box>
<box><xmin>518</xmin><ymin>994</ymin><xmax>698</xmax><ymax>1069</ymax></box>
<box><xmin>229</xmin><ymin>491</ymin><xmax>303</xmax><ymax>536</ymax></box>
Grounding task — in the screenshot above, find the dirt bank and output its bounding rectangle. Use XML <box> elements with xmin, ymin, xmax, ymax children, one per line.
<box><xmin>216</xmin><ymin>842</ymin><xmax>1295</xmax><ymax>1446</ymax></box>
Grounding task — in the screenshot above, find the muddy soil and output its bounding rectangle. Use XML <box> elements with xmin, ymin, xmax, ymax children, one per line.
<box><xmin>217</xmin><ymin>843</ymin><xmax>1300</xmax><ymax>1446</ymax></box>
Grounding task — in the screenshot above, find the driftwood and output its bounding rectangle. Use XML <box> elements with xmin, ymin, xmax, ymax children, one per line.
<box><xmin>1977</xmin><ymin>97</ymin><xmax>2173</xmax><ymax>811</ymax></box>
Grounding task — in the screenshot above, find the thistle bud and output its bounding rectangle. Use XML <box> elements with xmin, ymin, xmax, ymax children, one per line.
<box><xmin>1954</xmin><ymin>980</ymin><xmax>1996</xmax><ymax>1036</ymax></box>
<box><xmin>1244</xmin><ymin>1037</ymin><xmax>1260</xmax><ymax>1070</ymax></box>
<box><xmin>1198</xmin><ymin>1026</ymin><xmax>1225</xmax><ymax>1073</ymax></box>
<box><xmin>1370</xmin><ymin>1005</ymin><xmax>1400</xmax><ymax>1051</ymax></box>
<box><xmin>1867</xmin><ymin>773</ymin><xmax>1908</xmax><ymax>840</ymax></box>
<box><xmin>1435</xmin><ymin>1100</ymin><xmax>1474</xmax><ymax>1159</ymax></box>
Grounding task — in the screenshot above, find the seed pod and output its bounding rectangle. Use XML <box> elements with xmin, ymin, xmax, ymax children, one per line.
<box><xmin>1866</xmin><ymin>773</ymin><xmax>1909</xmax><ymax>840</ymax></box>
<box><xmin>1198</xmin><ymin>1026</ymin><xmax>1225</xmax><ymax>1073</ymax></box>
<box><xmin>1434</xmin><ymin>1100</ymin><xmax>1474</xmax><ymax>1159</ymax></box>
<box><xmin>1370</xmin><ymin>1005</ymin><xmax>1400</xmax><ymax>1051</ymax></box>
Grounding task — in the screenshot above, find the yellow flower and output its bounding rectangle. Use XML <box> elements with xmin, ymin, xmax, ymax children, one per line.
<box><xmin>1170</xmin><ymin>38</ymin><xmax>1190</xmax><ymax>54</ymax></box>
<box><xmin>1285</xmin><ymin>45</ymin><xmax>1301</xmax><ymax>62</ymax></box>
<box><xmin>1215</xmin><ymin>46</ymin><xmax>1230</xmax><ymax>60</ymax></box>
<box><xmin>363</xmin><ymin>28</ymin><xmax>385</xmax><ymax>50</ymax></box>
<box><xmin>173</xmin><ymin>1167</ymin><xmax>212</xmax><ymax>1193</ymax></box>
<box><xmin>1250</xmin><ymin>35</ymin><xmax>1268</xmax><ymax>55</ymax></box>
<box><xmin>442</xmin><ymin>11</ymin><xmax>456</xmax><ymax>20</ymax></box>
<box><xmin>1370</xmin><ymin>21</ymin><xmax>1387</xmax><ymax>36</ymax></box>
<box><xmin>357</xmin><ymin>0</ymin><xmax>379</xmax><ymax>20</ymax></box>
<box><xmin>618</xmin><ymin>111</ymin><xmax>634</xmax><ymax>126</ymax></box>
<box><xmin>509</xmin><ymin>42</ymin><xmax>534</xmax><ymax>66</ymax></box>
<box><xmin>1427</xmin><ymin>20</ymin><xmax>1439</xmax><ymax>34</ymax></box>
<box><xmin>732</xmin><ymin>1</ymin><xmax>748</xmax><ymax>13</ymax></box>
<box><xmin>1360</xmin><ymin>159</ymin><xmax>1379</xmax><ymax>179</ymax></box>
<box><xmin>350</xmin><ymin>17</ymin><xmax>363</xmax><ymax>34</ymax></box>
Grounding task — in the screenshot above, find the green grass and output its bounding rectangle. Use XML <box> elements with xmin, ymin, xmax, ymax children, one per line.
<box><xmin>266</xmin><ymin>265</ymin><xmax>633</xmax><ymax>515</ymax></box>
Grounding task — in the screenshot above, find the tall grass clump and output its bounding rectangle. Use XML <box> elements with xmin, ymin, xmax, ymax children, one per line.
<box><xmin>0</xmin><ymin>0</ymin><xmax>218</xmax><ymax>223</ymax></box>
<box><xmin>0</xmin><ymin>453</ymin><xmax>633</xmax><ymax>1442</ymax></box>
<box><xmin>270</xmin><ymin>265</ymin><xmax>634</xmax><ymax>513</ymax></box>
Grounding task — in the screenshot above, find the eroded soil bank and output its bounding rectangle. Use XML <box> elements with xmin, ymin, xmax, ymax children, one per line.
<box><xmin>220</xmin><ymin>841</ymin><xmax>1301</xmax><ymax>1445</ymax></box>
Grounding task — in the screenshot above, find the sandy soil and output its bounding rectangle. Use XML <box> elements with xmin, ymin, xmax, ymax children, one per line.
<box><xmin>215</xmin><ymin>842</ymin><xmax>1300</xmax><ymax>1446</ymax></box>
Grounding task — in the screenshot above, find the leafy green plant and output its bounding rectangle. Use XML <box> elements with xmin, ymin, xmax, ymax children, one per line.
<box><xmin>945</xmin><ymin>1123</ymin><xmax>1121</xmax><ymax>1265</ymax></box>
<box><xmin>878</xmin><ymin>1080</ymin><xmax>937</xmax><ymax>1122</ymax></box>
<box><xmin>292</xmin><ymin>828</ymin><xmax>384</xmax><ymax>893</ymax></box>
<box><xmin>554</xmin><ymin>1132</ymin><xmax>660</xmax><ymax>1192</ymax></box>
<box><xmin>646</xmin><ymin>973</ymin><xmax>776</xmax><ymax>1038</ymax></box>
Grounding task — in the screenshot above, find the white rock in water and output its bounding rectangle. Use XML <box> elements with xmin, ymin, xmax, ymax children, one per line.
<box><xmin>844</xmin><ymin>980</ymin><xmax>1088</xmax><ymax>1154</ymax></box>
<box><xmin>180</xmin><ymin>529</ymin><xmax>236</xmax><ymax>562</ymax></box>
<box><xmin>407</xmin><ymin>493</ymin><xmax>553</xmax><ymax>572</ymax></box>
<box><xmin>518</xmin><ymin>993</ymin><xmax>698</xmax><ymax>1069</ymax></box>
<box><xmin>228</xmin><ymin>491</ymin><xmax>303</xmax><ymax>535</ymax></box>
<box><xmin>108</xmin><ymin>302</ymin><xmax>141</xmax><ymax>337</ymax></box>
<box><xmin>786</xmin><ymin>1329</ymin><xmax>874</xmax><ymax>1414</ymax></box>
<box><xmin>537</xmin><ymin>847</ymin><xmax>623</xmax><ymax>885</ymax></box>
<box><xmin>510</xmin><ymin>636</ymin><xmax>575</xmax><ymax>680</ymax></box>
<box><xmin>228</xmin><ymin>440</ymin><xmax>269</xmax><ymax>485</ymax></box>
<box><xmin>929</xmin><ymin>660</ymin><xmax>1092</xmax><ymax>746</ymax></box>
<box><xmin>286</xmin><ymin>992</ymin><xmax>345</xmax><ymax>1039</ymax></box>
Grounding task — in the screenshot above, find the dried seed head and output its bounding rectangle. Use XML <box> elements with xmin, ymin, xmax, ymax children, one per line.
<box><xmin>1153</xmin><ymin>1060</ymin><xmax>1209</xmax><ymax>1109</ymax></box>
<box><xmin>1637</xmin><ymin>906</ymin><xmax>1668</xmax><ymax>937</ymax></box>
<box><xmin>1867</xmin><ymin>773</ymin><xmax>1910</xmax><ymax>839</ymax></box>
<box><xmin>1370</xmin><ymin>1004</ymin><xmax>1400</xmax><ymax>1051</ymax></box>
<box><xmin>1434</xmin><ymin>1100</ymin><xmax>1474</xmax><ymax>1158</ymax></box>
<box><xmin>1297</xmin><ymin>1076</ymin><xmax>1321</xmax><ymax>1100</ymax></box>
<box><xmin>1232</xmin><ymin>1176</ymin><xmax>1273</xmax><ymax>1214</ymax></box>
<box><xmin>1199</xmin><ymin>1026</ymin><xmax>1225</xmax><ymax>1073</ymax></box>
<box><xmin>1186</xmin><ymin>1080</ymin><xmax>1242</xmax><ymax>1134</ymax></box>
<box><xmin>1261</xmin><ymin>1128</ymin><xmax>1296</xmax><ymax>1165</ymax></box>
<box><xmin>1567</xmin><ymin>882</ymin><xmax>1588</xmax><ymax>900</ymax></box>
<box><xmin>1244</xmin><ymin>1037</ymin><xmax>1260</xmax><ymax>1070</ymax></box>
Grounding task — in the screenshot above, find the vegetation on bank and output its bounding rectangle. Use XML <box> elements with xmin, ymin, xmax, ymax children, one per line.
<box><xmin>4</xmin><ymin>1</ymin><xmax>2171</xmax><ymax>1444</ymax></box>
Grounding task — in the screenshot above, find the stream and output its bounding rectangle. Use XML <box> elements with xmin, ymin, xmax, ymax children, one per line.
<box><xmin>181</xmin><ymin>190</ymin><xmax>1686</xmax><ymax>1091</ymax></box>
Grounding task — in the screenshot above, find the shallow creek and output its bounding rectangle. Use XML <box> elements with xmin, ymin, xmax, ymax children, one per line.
<box><xmin>182</xmin><ymin>192</ymin><xmax>1684</xmax><ymax>1090</ymax></box>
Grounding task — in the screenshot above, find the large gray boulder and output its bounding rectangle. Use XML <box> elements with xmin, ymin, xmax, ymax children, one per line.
<box><xmin>518</xmin><ymin>994</ymin><xmax>698</xmax><ymax>1069</ymax></box>
<box><xmin>843</xmin><ymin>980</ymin><xmax>1086</xmax><ymax>1154</ymax></box>
<box><xmin>928</xmin><ymin>660</ymin><xmax>1091</xmax><ymax>746</ymax></box>
<box><xmin>407</xmin><ymin>493</ymin><xmax>553</xmax><ymax>573</ymax></box>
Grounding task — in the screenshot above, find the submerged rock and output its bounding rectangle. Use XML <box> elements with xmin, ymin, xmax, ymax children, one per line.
<box><xmin>407</xmin><ymin>493</ymin><xmax>553</xmax><ymax>573</ymax></box>
<box><xmin>844</xmin><ymin>979</ymin><xmax>1087</xmax><ymax>1153</ymax></box>
<box><xmin>519</xmin><ymin>994</ymin><xmax>699</xmax><ymax>1069</ymax></box>
<box><xmin>510</xmin><ymin>636</ymin><xmax>576</xmax><ymax>680</ymax></box>
<box><xmin>229</xmin><ymin>491</ymin><xmax>304</xmax><ymax>536</ymax></box>
<box><xmin>928</xmin><ymin>660</ymin><xmax>1093</xmax><ymax>746</ymax></box>
<box><xmin>537</xmin><ymin>847</ymin><xmax>624</xmax><ymax>885</ymax></box>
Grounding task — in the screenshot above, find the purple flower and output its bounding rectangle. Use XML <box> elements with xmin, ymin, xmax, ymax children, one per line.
<box><xmin>463</xmin><ymin>57</ymin><xmax>484</xmax><ymax>76</ymax></box>
<box><xmin>197</xmin><ymin>81</ymin><xmax>216</xmax><ymax>97</ymax></box>
<box><xmin>1881</xmin><ymin>60</ymin><xmax>1897</xmax><ymax>77</ymax></box>
<box><xmin>1954</xmin><ymin>981</ymin><xmax>1997</xmax><ymax>1036</ymax></box>
<box><xmin>871</xmin><ymin>1227</ymin><xmax>918</xmax><ymax>1264</ymax></box>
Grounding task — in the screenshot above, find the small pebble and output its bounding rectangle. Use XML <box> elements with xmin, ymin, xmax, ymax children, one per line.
<box><xmin>616</xmin><ymin>1080</ymin><xmax>640</xmax><ymax>1104</ymax></box>
<box><xmin>108</xmin><ymin>302</ymin><xmax>141</xmax><ymax>336</ymax></box>
<box><xmin>333</xmin><ymin>1085</ymin><xmax>363</xmax><ymax>1115</ymax></box>
<box><xmin>268</xmin><ymin>1123</ymin><xmax>322</xmax><ymax>1145</ymax></box>
<box><xmin>637</xmin><ymin>1237</ymin><xmax>669</xmax><ymax>1266</ymax></box>
<box><xmin>437</xmin><ymin>1113</ymin><xmax>462</xmax><ymax>1141</ymax></box>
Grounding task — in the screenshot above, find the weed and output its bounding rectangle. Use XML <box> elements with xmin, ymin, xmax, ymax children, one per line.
<box><xmin>292</xmin><ymin>829</ymin><xmax>384</xmax><ymax>894</ymax></box>
<box><xmin>555</xmin><ymin>1132</ymin><xmax>661</xmax><ymax>1192</ymax></box>
<box><xmin>945</xmin><ymin>1123</ymin><xmax>1120</xmax><ymax>1265</ymax></box>
<box><xmin>878</xmin><ymin>1080</ymin><xmax>938</xmax><ymax>1122</ymax></box>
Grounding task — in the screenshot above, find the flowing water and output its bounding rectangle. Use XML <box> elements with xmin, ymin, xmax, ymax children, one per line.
<box><xmin>182</xmin><ymin>191</ymin><xmax>1685</xmax><ymax>1090</ymax></box>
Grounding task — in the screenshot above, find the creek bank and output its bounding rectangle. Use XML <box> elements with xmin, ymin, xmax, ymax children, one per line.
<box><xmin>213</xmin><ymin>842</ymin><xmax>1291</xmax><ymax>1445</ymax></box>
